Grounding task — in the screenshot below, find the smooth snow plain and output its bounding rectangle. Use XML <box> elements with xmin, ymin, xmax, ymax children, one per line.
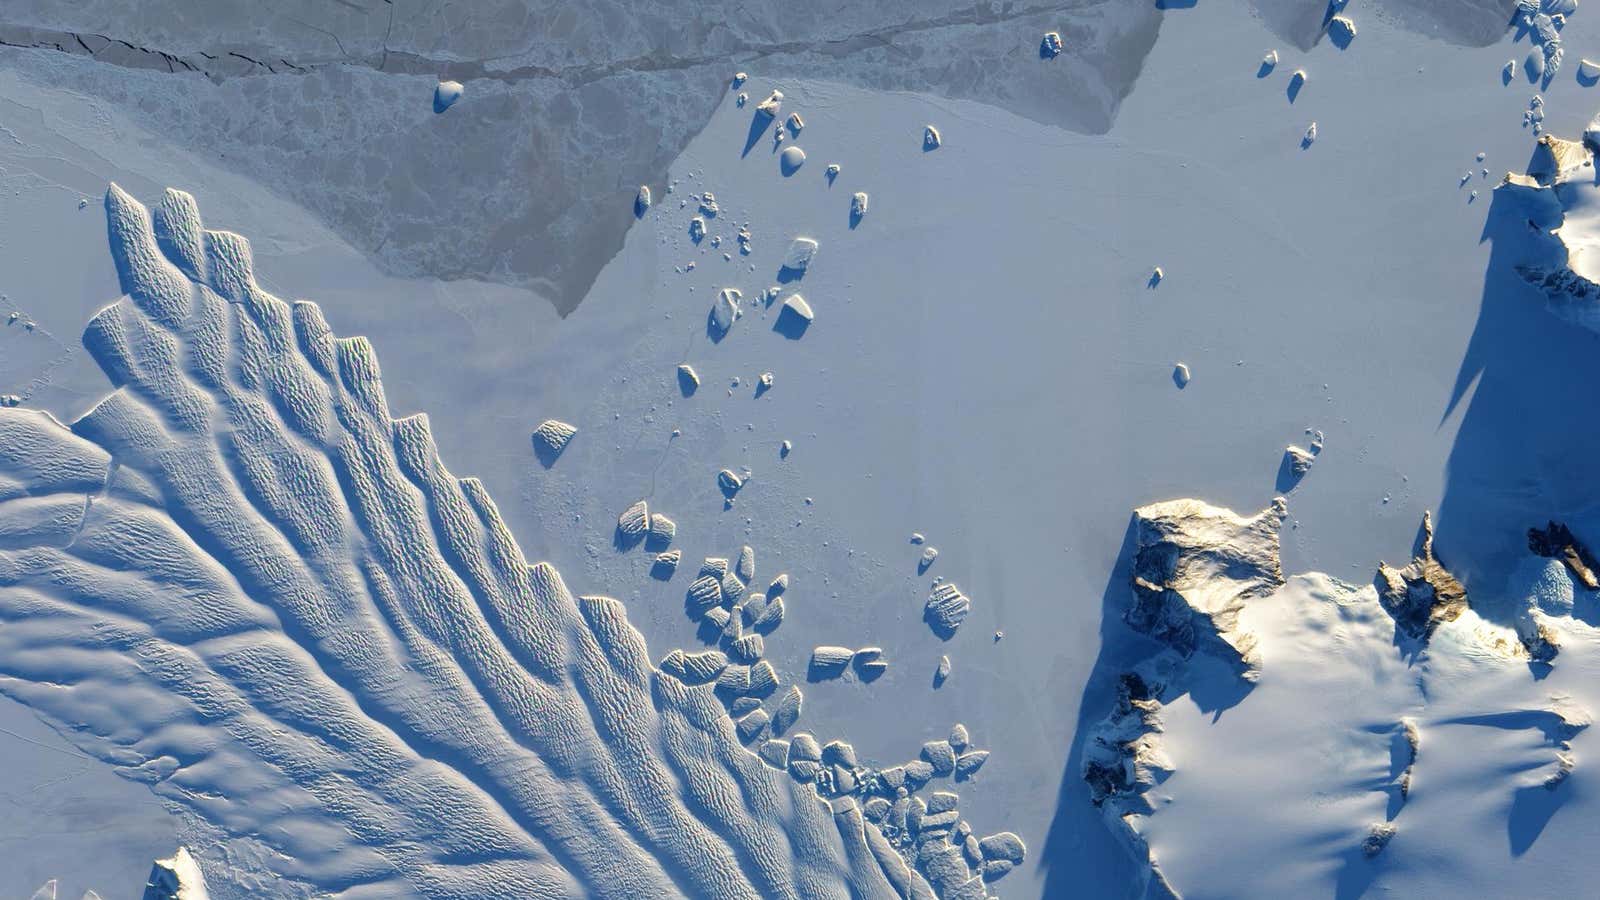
<box><xmin>2</xmin><ymin>0</ymin><xmax>1600</xmax><ymax>898</ymax></box>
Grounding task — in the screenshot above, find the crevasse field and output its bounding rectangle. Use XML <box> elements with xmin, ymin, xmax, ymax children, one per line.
<box><xmin>2</xmin><ymin>0</ymin><xmax>1600</xmax><ymax>897</ymax></box>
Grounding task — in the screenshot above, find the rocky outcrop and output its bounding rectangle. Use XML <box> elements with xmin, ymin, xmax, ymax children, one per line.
<box><xmin>1528</xmin><ymin>521</ymin><xmax>1600</xmax><ymax>590</ymax></box>
<box><xmin>1081</xmin><ymin>498</ymin><xmax>1285</xmax><ymax>899</ymax></box>
<box><xmin>1126</xmin><ymin>498</ymin><xmax>1288</xmax><ymax>678</ymax></box>
<box><xmin>1375</xmin><ymin>512</ymin><xmax>1468</xmax><ymax>642</ymax></box>
<box><xmin>1082</xmin><ymin>670</ymin><xmax>1172</xmax><ymax>813</ymax></box>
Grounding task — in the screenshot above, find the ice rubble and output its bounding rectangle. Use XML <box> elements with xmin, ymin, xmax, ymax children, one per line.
<box><xmin>1516</xmin><ymin>0</ymin><xmax>1573</xmax><ymax>89</ymax></box>
<box><xmin>0</xmin><ymin>186</ymin><xmax>994</xmax><ymax>900</ymax></box>
<box><xmin>676</xmin><ymin>529</ymin><xmax>1009</xmax><ymax>896</ymax></box>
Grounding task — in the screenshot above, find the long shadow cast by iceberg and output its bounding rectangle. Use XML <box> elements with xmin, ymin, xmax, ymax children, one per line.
<box><xmin>773</xmin><ymin>304</ymin><xmax>812</xmax><ymax>340</ymax></box>
<box><xmin>1432</xmin><ymin>171</ymin><xmax>1600</xmax><ymax>624</ymax></box>
<box><xmin>743</xmin><ymin>109</ymin><xmax>775</xmax><ymax>158</ymax></box>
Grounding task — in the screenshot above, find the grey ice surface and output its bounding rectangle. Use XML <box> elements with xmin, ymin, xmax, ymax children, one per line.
<box><xmin>1</xmin><ymin>0</ymin><xmax>1161</xmax><ymax>316</ymax></box>
<box><xmin>0</xmin><ymin>696</ymin><xmax>177</xmax><ymax>900</ymax></box>
<box><xmin>0</xmin><ymin>0</ymin><xmax>1515</xmax><ymax>317</ymax></box>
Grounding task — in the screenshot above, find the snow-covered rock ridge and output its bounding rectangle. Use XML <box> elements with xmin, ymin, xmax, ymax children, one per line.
<box><xmin>1084</xmin><ymin>498</ymin><xmax>1287</xmax><ymax>898</ymax></box>
<box><xmin>1125</xmin><ymin>498</ymin><xmax>1288</xmax><ymax>678</ymax></box>
<box><xmin>1375</xmin><ymin>511</ymin><xmax>1469</xmax><ymax>641</ymax></box>
<box><xmin>142</xmin><ymin>847</ymin><xmax>209</xmax><ymax>900</ymax></box>
<box><xmin>1500</xmin><ymin>123</ymin><xmax>1600</xmax><ymax>332</ymax></box>
<box><xmin>1082</xmin><ymin>496</ymin><xmax>1600</xmax><ymax>898</ymax></box>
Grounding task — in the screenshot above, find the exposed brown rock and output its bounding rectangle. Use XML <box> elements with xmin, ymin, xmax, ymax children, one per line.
<box><xmin>1375</xmin><ymin>512</ymin><xmax>1468</xmax><ymax>641</ymax></box>
<box><xmin>1528</xmin><ymin>520</ymin><xmax>1600</xmax><ymax>590</ymax></box>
